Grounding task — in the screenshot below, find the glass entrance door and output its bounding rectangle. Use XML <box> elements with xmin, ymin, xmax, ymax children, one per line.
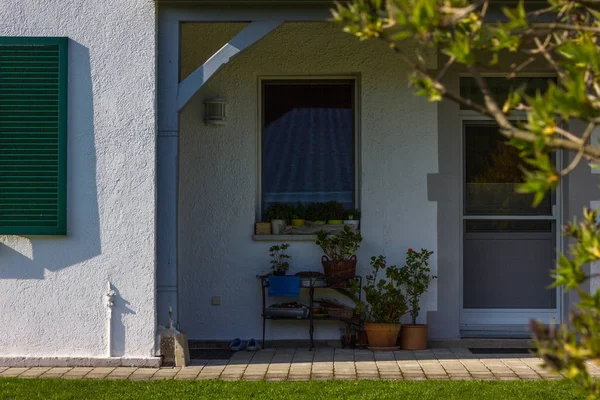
<box><xmin>460</xmin><ymin>122</ymin><xmax>560</xmax><ymax>337</ymax></box>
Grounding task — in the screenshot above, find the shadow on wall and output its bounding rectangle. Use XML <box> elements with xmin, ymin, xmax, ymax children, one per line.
<box><xmin>110</xmin><ymin>283</ymin><xmax>136</xmax><ymax>357</ymax></box>
<box><xmin>0</xmin><ymin>41</ymin><xmax>102</xmax><ymax>279</ymax></box>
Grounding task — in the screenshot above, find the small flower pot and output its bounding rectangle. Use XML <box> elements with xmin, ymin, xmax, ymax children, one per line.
<box><xmin>271</xmin><ymin>219</ymin><xmax>286</xmax><ymax>234</ymax></box>
<box><xmin>358</xmin><ymin>330</ymin><xmax>369</xmax><ymax>349</ymax></box>
<box><xmin>400</xmin><ymin>324</ymin><xmax>428</xmax><ymax>350</ymax></box>
<box><xmin>313</xmin><ymin>220</ymin><xmax>326</xmax><ymax>225</ymax></box>
<box><xmin>343</xmin><ymin>220</ymin><xmax>359</xmax><ymax>230</ymax></box>
<box><xmin>327</xmin><ymin>219</ymin><xmax>344</xmax><ymax>225</ymax></box>
<box><xmin>291</xmin><ymin>219</ymin><xmax>305</xmax><ymax>227</ymax></box>
<box><xmin>364</xmin><ymin>322</ymin><xmax>401</xmax><ymax>350</ymax></box>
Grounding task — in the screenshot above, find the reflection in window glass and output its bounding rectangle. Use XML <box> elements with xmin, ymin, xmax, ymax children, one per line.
<box><xmin>262</xmin><ymin>81</ymin><xmax>355</xmax><ymax>210</ymax></box>
<box><xmin>464</xmin><ymin>124</ymin><xmax>553</xmax><ymax>216</ymax></box>
<box><xmin>459</xmin><ymin>77</ymin><xmax>556</xmax><ymax>110</ymax></box>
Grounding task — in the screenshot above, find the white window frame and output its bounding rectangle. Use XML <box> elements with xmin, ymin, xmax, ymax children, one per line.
<box><xmin>256</xmin><ymin>75</ymin><xmax>361</xmax><ymax>221</ymax></box>
<box><xmin>457</xmin><ymin>73</ymin><xmax>564</xmax><ymax>334</ymax></box>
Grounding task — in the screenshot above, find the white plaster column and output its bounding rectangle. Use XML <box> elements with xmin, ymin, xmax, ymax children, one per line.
<box><xmin>157</xmin><ymin>10</ymin><xmax>180</xmax><ymax>327</ymax></box>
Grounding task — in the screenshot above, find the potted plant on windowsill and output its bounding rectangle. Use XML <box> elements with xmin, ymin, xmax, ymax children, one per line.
<box><xmin>325</xmin><ymin>201</ymin><xmax>345</xmax><ymax>225</ymax></box>
<box><xmin>269</xmin><ymin>243</ymin><xmax>291</xmax><ymax>276</ymax></box>
<box><xmin>306</xmin><ymin>202</ymin><xmax>327</xmax><ymax>225</ymax></box>
<box><xmin>291</xmin><ymin>202</ymin><xmax>306</xmax><ymax>227</ymax></box>
<box><xmin>265</xmin><ymin>203</ymin><xmax>292</xmax><ymax>235</ymax></box>
<box><xmin>353</xmin><ymin>255</ymin><xmax>408</xmax><ymax>350</ymax></box>
<box><xmin>316</xmin><ymin>225</ymin><xmax>362</xmax><ymax>286</ymax></box>
<box><xmin>399</xmin><ymin>248</ymin><xmax>436</xmax><ymax>350</ymax></box>
<box><xmin>344</xmin><ymin>208</ymin><xmax>361</xmax><ymax>230</ymax></box>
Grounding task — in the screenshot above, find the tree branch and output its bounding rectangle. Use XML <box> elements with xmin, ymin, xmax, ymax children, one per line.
<box><xmin>376</xmin><ymin>32</ymin><xmax>600</xmax><ymax>162</ymax></box>
<box><xmin>468</xmin><ymin>67</ymin><xmax>512</xmax><ymax>129</ymax></box>
<box><xmin>436</xmin><ymin>56</ymin><xmax>456</xmax><ymax>82</ymax></box>
<box><xmin>533</xmin><ymin>36</ymin><xmax>566</xmax><ymax>80</ymax></box>
<box><xmin>560</xmin><ymin>122</ymin><xmax>596</xmax><ymax>176</ymax></box>
<box><xmin>531</xmin><ymin>22</ymin><xmax>600</xmax><ymax>34</ymax></box>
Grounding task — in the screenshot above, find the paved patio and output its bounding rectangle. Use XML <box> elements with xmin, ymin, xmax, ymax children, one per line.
<box><xmin>2</xmin><ymin>348</ymin><xmax>599</xmax><ymax>381</ymax></box>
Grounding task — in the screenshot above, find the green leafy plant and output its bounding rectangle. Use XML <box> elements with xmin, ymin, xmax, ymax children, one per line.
<box><xmin>292</xmin><ymin>202</ymin><xmax>307</xmax><ymax>220</ymax></box>
<box><xmin>399</xmin><ymin>248</ymin><xmax>436</xmax><ymax>325</ymax></box>
<box><xmin>345</xmin><ymin>208</ymin><xmax>361</xmax><ymax>220</ymax></box>
<box><xmin>352</xmin><ymin>255</ymin><xmax>408</xmax><ymax>323</ymax></box>
<box><xmin>324</xmin><ymin>201</ymin><xmax>346</xmax><ymax>221</ymax></box>
<box><xmin>306</xmin><ymin>202</ymin><xmax>328</xmax><ymax>222</ymax></box>
<box><xmin>269</xmin><ymin>243</ymin><xmax>291</xmax><ymax>274</ymax></box>
<box><xmin>265</xmin><ymin>203</ymin><xmax>293</xmax><ymax>223</ymax></box>
<box><xmin>316</xmin><ymin>225</ymin><xmax>363</xmax><ymax>261</ymax></box>
<box><xmin>530</xmin><ymin>208</ymin><xmax>600</xmax><ymax>396</ymax></box>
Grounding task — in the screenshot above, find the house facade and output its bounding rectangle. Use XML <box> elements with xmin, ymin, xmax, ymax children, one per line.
<box><xmin>0</xmin><ymin>0</ymin><xmax>597</xmax><ymax>366</ymax></box>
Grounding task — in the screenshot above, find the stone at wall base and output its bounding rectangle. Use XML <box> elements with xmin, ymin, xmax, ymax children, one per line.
<box><xmin>160</xmin><ymin>330</ymin><xmax>190</xmax><ymax>367</ymax></box>
<box><xmin>0</xmin><ymin>357</ymin><xmax>161</xmax><ymax>367</ymax></box>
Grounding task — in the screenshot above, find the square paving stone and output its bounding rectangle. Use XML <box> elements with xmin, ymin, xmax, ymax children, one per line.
<box><xmin>0</xmin><ymin>368</ymin><xmax>29</xmax><ymax>377</ymax></box>
<box><xmin>19</xmin><ymin>367</ymin><xmax>51</xmax><ymax>378</ymax></box>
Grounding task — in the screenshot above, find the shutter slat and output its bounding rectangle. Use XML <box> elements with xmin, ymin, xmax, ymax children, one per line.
<box><xmin>0</xmin><ymin>37</ymin><xmax>67</xmax><ymax>235</ymax></box>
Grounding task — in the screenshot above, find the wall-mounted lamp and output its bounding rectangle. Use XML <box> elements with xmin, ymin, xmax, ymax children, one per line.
<box><xmin>204</xmin><ymin>98</ymin><xmax>227</xmax><ymax>125</ymax></box>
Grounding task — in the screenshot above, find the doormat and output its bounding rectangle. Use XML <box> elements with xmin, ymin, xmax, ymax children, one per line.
<box><xmin>189</xmin><ymin>349</ymin><xmax>233</xmax><ymax>360</ymax></box>
<box><xmin>469</xmin><ymin>348</ymin><xmax>535</xmax><ymax>354</ymax></box>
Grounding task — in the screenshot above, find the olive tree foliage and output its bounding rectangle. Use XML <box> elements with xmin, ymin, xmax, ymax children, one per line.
<box><xmin>332</xmin><ymin>0</ymin><xmax>600</xmax><ymax>396</ymax></box>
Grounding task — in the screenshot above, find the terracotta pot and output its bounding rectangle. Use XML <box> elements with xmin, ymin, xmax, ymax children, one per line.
<box><xmin>400</xmin><ymin>324</ymin><xmax>428</xmax><ymax>350</ymax></box>
<box><xmin>364</xmin><ymin>322</ymin><xmax>401</xmax><ymax>348</ymax></box>
<box><xmin>358</xmin><ymin>331</ymin><xmax>369</xmax><ymax>349</ymax></box>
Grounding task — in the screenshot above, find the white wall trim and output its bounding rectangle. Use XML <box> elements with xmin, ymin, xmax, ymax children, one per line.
<box><xmin>177</xmin><ymin>21</ymin><xmax>282</xmax><ymax>111</ymax></box>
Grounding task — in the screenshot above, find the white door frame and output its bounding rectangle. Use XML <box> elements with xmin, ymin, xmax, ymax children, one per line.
<box><xmin>458</xmin><ymin>112</ymin><xmax>563</xmax><ymax>335</ymax></box>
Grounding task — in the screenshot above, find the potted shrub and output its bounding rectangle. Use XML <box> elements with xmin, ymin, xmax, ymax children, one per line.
<box><xmin>399</xmin><ymin>248</ymin><xmax>436</xmax><ymax>350</ymax></box>
<box><xmin>269</xmin><ymin>243</ymin><xmax>291</xmax><ymax>276</ymax></box>
<box><xmin>291</xmin><ymin>202</ymin><xmax>306</xmax><ymax>227</ymax></box>
<box><xmin>306</xmin><ymin>202</ymin><xmax>327</xmax><ymax>225</ymax></box>
<box><xmin>325</xmin><ymin>201</ymin><xmax>345</xmax><ymax>225</ymax></box>
<box><xmin>316</xmin><ymin>225</ymin><xmax>362</xmax><ymax>286</ymax></box>
<box><xmin>344</xmin><ymin>208</ymin><xmax>361</xmax><ymax>229</ymax></box>
<box><xmin>265</xmin><ymin>203</ymin><xmax>292</xmax><ymax>234</ymax></box>
<box><xmin>353</xmin><ymin>255</ymin><xmax>408</xmax><ymax>350</ymax></box>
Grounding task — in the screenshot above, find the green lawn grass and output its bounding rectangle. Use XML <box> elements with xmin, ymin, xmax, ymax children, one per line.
<box><xmin>0</xmin><ymin>378</ymin><xmax>584</xmax><ymax>400</ymax></box>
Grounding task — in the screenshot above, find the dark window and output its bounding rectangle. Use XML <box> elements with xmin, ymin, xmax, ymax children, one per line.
<box><xmin>261</xmin><ymin>80</ymin><xmax>355</xmax><ymax>210</ymax></box>
<box><xmin>459</xmin><ymin>77</ymin><xmax>556</xmax><ymax>110</ymax></box>
<box><xmin>464</xmin><ymin>123</ymin><xmax>553</xmax><ymax>216</ymax></box>
<box><xmin>0</xmin><ymin>37</ymin><xmax>68</xmax><ymax>235</ymax></box>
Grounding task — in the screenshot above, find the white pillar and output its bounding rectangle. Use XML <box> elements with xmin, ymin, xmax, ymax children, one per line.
<box><xmin>157</xmin><ymin>10</ymin><xmax>180</xmax><ymax>328</ymax></box>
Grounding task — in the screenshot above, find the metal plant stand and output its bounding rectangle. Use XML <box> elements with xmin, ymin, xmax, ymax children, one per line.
<box><xmin>257</xmin><ymin>275</ymin><xmax>362</xmax><ymax>350</ymax></box>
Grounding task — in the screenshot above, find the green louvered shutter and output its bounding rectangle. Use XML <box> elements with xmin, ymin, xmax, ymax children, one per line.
<box><xmin>0</xmin><ymin>37</ymin><xmax>67</xmax><ymax>235</ymax></box>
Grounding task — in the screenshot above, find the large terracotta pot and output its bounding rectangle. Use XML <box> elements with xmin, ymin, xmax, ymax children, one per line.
<box><xmin>400</xmin><ymin>324</ymin><xmax>428</xmax><ymax>350</ymax></box>
<box><xmin>364</xmin><ymin>322</ymin><xmax>402</xmax><ymax>349</ymax></box>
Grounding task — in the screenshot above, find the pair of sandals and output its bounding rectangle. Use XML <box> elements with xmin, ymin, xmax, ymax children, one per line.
<box><xmin>229</xmin><ymin>338</ymin><xmax>260</xmax><ymax>352</ymax></box>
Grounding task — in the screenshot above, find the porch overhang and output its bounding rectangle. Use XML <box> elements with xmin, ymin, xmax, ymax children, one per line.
<box><xmin>157</xmin><ymin>1</ymin><xmax>342</xmax><ymax>327</ymax></box>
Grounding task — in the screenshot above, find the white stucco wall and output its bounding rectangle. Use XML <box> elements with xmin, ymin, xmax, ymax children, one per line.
<box><xmin>179</xmin><ymin>22</ymin><xmax>438</xmax><ymax>340</ymax></box>
<box><xmin>0</xmin><ymin>0</ymin><xmax>157</xmax><ymax>361</ymax></box>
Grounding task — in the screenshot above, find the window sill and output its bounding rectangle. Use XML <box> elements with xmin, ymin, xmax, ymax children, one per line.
<box><xmin>252</xmin><ymin>234</ymin><xmax>319</xmax><ymax>242</ymax></box>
